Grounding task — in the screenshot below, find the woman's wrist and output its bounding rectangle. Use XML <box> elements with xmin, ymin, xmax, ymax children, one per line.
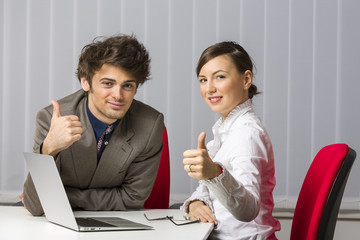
<box><xmin>216</xmin><ymin>163</ymin><xmax>223</xmax><ymax>174</ymax></box>
<box><xmin>189</xmin><ymin>200</ymin><xmax>205</xmax><ymax>212</ymax></box>
<box><xmin>209</xmin><ymin>162</ymin><xmax>222</xmax><ymax>179</ymax></box>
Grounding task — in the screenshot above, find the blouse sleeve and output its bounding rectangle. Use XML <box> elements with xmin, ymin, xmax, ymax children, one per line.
<box><xmin>182</xmin><ymin>183</ymin><xmax>214</xmax><ymax>214</ymax></box>
<box><xmin>201</xmin><ymin>127</ymin><xmax>271</xmax><ymax>222</ymax></box>
<box><xmin>202</xmin><ymin>162</ymin><xmax>260</xmax><ymax>222</ymax></box>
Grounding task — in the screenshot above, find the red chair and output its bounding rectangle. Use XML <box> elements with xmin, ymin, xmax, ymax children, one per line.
<box><xmin>144</xmin><ymin>127</ymin><xmax>170</xmax><ymax>209</ymax></box>
<box><xmin>290</xmin><ymin>144</ymin><xmax>356</xmax><ymax>240</ymax></box>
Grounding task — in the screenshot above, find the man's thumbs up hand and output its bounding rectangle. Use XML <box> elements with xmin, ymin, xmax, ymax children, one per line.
<box><xmin>41</xmin><ymin>100</ymin><xmax>83</xmax><ymax>157</ymax></box>
<box><xmin>51</xmin><ymin>100</ymin><xmax>61</xmax><ymax>119</ymax></box>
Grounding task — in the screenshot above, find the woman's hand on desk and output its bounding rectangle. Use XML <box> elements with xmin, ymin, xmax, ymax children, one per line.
<box><xmin>188</xmin><ymin>200</ymin><xmax>217</xmax><ymax>225</ymax></box>
<box><xmin>183</xmin><ymin>132</ymin><xmax>222</xmax><ymax>181</ymax></box>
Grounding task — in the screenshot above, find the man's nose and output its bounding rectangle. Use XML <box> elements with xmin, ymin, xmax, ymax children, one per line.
<box><xmin>112</xmin><ymin>85</ymin><xmax>123</xmax><ymax>100</ymax></box>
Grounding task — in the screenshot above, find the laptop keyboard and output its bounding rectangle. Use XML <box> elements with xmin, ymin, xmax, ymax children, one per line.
<box><xmin>76</xmin><ymin>217</ymin><xmax>116</xmax><ymax>227</ymax></box>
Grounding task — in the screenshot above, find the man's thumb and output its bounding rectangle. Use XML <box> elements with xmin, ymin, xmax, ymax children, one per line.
<box><xmin>51</xmin><ymin>100</ymin><xmax>61</xmax><ymax>119</ymax></box>
<box><xmin>197</xmin><ymin>132</ymin><xmax>206</xmax><ymax>150</ymax></box>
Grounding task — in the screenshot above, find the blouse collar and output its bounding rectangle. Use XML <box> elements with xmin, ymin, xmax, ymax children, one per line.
<box><xmin>208</xmin><ymin>99</ymin><xmax>253</xmax><ymax>158</ymax></box>
<box><xmin>213</xmin><ymin>98</ymin><xmax>253</xmax><ymax>131</ymax></box>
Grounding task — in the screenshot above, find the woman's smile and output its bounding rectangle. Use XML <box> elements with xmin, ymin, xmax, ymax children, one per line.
<box><xmin>208</xmin><ymin>96</ymin><xmax>222</xmax><ymax>103</ymax></box>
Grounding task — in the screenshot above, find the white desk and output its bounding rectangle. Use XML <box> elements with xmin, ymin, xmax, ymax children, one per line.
<box><xmin>0</xmin><ymin>206</ymin><xmax>213</xmax><ymax>240</ymax></box>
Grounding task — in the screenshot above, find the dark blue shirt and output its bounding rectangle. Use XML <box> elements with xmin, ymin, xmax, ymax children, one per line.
<box><xmin>86</xmin><ymin>101</ymin><xmax>120</xmax><ymax>162</ymax></box>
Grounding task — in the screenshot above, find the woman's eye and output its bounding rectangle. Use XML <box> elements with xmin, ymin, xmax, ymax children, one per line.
<box><xmin>199</xmin><ymin>78</ymin><xmax>207</xmax><ymax>83</ymax></box>
<box><xmin>216</xmin><ymin>75</ymin><xmax>225</xmax><ymax>79</ymax></box>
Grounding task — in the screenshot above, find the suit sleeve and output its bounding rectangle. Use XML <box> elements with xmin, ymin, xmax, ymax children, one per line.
<box><xmin>64</xmin><ymin>113</ymin><xmax>165</xmax><ymax>211</ymax></box>
<box><xmin>23</xmin><ymin>108</ymin><xmax>54</xmax><ymax>216</ymax></box>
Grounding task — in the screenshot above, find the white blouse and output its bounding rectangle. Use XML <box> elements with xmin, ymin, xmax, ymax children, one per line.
<box><xmin>183</xmin><ymin>99</ymin><xmax>281</xmax><ymax>240</ymax></box>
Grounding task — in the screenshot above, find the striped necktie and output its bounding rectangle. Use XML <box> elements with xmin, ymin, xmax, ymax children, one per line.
<box><xmin>97</xmin><ymin>125</ymin><xmax>114</xmax><ymax>153</ymax></box>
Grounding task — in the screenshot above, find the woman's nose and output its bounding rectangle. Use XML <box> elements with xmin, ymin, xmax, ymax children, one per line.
<box><xmin>206</xmin><ymin>81</ymin><xmax>216</xmax><ymax>93</ymax></box>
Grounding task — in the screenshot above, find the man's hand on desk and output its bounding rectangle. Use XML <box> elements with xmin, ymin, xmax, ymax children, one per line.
<box><xmin>19</xmin><ymin>192</ymin><xmax>25</xmax><ymax>206</ymax></box>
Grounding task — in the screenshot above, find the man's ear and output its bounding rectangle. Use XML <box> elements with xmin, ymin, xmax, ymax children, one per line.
<box><xmin>80</xmin><ymin>77</ymin><xmax>90</xmax><ymax>92</ymax></box>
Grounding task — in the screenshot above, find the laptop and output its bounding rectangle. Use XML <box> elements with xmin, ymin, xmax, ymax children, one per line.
<box><xmin>23</xmin><ymin>152</ymin><xmax>153</xmax><ymax>232</ymax></box>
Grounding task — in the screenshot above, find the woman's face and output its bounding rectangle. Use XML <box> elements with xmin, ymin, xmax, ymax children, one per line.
<box><xmin>198</xmin><ymin>55</ymin><xmax>252</xmax><ymax>119</ymax></box>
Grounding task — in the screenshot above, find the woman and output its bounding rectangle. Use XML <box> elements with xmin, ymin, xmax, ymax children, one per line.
<box><xmin>182</xmin><ymin>41</ymin><xmax>281</xmax><ymax>239</ymax></box>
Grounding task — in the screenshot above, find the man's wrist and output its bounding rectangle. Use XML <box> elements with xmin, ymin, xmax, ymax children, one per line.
<box><xmin>41</xmin><ymin>139</ymin><xmax>58</xmax><ymax>157</ymax></box>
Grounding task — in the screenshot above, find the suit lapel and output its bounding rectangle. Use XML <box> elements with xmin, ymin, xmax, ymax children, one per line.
<box><xmin>68</xmin><ymin>98</ymin><xmax>98</xmax><ymax>189</ymax></box>
<box><xmin>89</xmin><ymin>115</ymin><xmax>134</xmax><ymax>188</ymax></box>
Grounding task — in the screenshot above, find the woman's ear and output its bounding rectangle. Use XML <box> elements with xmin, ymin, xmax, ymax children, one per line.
<box><xmin>80</xmin><ymin>77</ymin><xmax>90</xmax><ymax>92</ymax></box>
<box><xmin>243</xmin><ymin>70</ymin><xmax>253</xmax><ymax>89</ymax></box>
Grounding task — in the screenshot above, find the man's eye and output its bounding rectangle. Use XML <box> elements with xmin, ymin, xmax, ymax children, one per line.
<box><xmin>122</xmin><ymin>84</ymin><xmax>136</xmax><ymax>90</ymax></box>
<box><xmin>103</xmin><ymin>82</ymin><xmax>113</xmax><ymax>86</ymax></box>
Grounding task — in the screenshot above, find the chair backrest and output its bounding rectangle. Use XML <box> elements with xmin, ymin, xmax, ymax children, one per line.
<box><xmin>144</xmin><ymin>127</ymin><xmax>170</xmax><ymax>209</ymax></box>
<box><xmin>290</xmin><ymin>144</ymin><xmax>356</xmax><ymax>240</ymax></box>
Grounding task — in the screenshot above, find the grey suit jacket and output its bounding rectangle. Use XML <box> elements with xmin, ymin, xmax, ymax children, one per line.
<box><xmin>23</xmin><ymin>90</ymin><xmax>164</xmax><ymax>216</ymax></box>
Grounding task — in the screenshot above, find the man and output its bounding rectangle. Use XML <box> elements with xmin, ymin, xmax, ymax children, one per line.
<box><xmin>22</xmin><ymin>34</ymin><xmax>164</xmax><ymax>216</ymax></box>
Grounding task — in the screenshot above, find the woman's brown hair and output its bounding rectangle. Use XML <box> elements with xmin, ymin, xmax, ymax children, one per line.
<box><xmin>196</xmin><ymin>41</ymin><xmax>259</xmax><ymax>99</ymax></box>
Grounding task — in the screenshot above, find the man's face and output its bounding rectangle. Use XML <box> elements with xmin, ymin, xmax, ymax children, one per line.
<box><xmin>81</xmin><ymin>64</ymin><xmax>137</xmax><ymax>124</ymax></box>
